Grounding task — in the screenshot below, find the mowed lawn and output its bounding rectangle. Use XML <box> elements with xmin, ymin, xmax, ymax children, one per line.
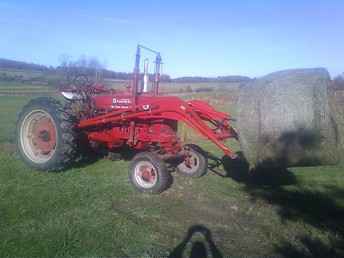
<box><xmin>0</xmin><ymin>96</ymin><xmax>344</xmax><ymax>258</ymax></box>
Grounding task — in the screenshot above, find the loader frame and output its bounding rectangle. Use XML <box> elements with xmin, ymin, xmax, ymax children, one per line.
<box><xmin>75</xmin><ymin>45</ymin><xmax>238</xmax><ymax>158</ymax></box>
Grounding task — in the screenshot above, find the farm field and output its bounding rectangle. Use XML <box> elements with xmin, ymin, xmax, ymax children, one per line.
<box><xmin>0</xmin><ymin>95</ymin><xmax>344</xmax><ymax>258</ymax></box>
<box><xmin>0</xmin><ymin>66</ymin><xmax>241</xmax><ymax>96</ymax></box>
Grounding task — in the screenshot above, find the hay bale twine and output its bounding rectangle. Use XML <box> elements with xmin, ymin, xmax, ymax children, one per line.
<box><xmin>237</xmin><ymin>68</ymin><xmax>339</xmax><ymax>168</ymax></box>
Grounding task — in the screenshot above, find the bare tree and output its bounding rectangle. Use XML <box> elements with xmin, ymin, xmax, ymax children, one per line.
<box><xmin>58</xmin><ymin>54</ymin><xmax>72</xmax><ymax>68</ymax></box>
<box><xmin>58</xmin><ymin>55</ymin><xmax>105</xmax><ymax>85</ymax></box>
<box><xmin>333</xmin><ymin>74</ymin><xmax>344</xmax><ymax>90</ymax></box>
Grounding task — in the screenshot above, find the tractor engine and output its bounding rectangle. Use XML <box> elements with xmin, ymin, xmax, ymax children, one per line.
<box><xmin>86</xmin><ymin>118</ymin><xmax>180</xmax><ymax>154</ymax></box>
<box><xmin>84</xmin><ymin>93</ymin><xmax>181</xmax><ymax>155</ymax></box>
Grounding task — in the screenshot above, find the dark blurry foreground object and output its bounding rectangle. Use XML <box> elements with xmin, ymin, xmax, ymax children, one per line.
<box><xmin>237</xmin><ymin>68</ymin><xmax>339</xmax><ymax>168</ymax></box>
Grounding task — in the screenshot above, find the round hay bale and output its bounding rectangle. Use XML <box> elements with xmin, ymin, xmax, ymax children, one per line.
<box><xmin>237</xmin><ymin>68</ymin><xmax>339</xmax><ymax>168</ymax></box>
<box><xmin>328</xmin><ymin>89</ymin><xmax>344</xmax><ymax>163</ymax></box>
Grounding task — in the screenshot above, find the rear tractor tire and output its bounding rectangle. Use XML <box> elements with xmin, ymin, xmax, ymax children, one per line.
<box><xmin>16</xmin><ymin>97</ymin><xmax>78</xmax><ymax>171</ymax></box>
<box><xmin>129</xmin><ymin>152</ymin><xmax>172</xmax><ymax>194</ymax></box>
<box><xmin>176</xmin><ymin>144</ymin><xmax>208</xmax><ymax>178</ymax></box>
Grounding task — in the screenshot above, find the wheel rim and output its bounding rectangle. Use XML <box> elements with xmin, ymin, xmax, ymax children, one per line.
<box><xmin>20</xmin><ymin>109</ymin><xmax>57</xmax><ymax>163</ymax></box>
<box><xmin>178</xmin><ymin>151</ymin><xmax>200</xmax><ymax>174</ymax></box>
<box><xmin>134</xmin><ymin>161</ymin><xmax>158</xmax><ymax>188</ymax></box>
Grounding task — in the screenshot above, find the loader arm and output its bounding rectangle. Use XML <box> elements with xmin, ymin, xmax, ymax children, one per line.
<box><xmin>163</xmin><ymin>106</ymin><xmax>237</xmax><ymax>158</ymax></box>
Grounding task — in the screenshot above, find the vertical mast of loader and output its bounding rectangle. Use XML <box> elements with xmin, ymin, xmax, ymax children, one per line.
<box><xmin>132</xmin><ymin>45</ymin><xmax>162</xmax><ymax>100</ymax></box>
<box><xmin>132</xmin><ymin>45</ymin><xmax>141</xmax><ymax>106</ymax></box>
<box><xmin>154</xmin><ymin>53</ymin><xmax>162</xmax><ymax>96</ymax></box>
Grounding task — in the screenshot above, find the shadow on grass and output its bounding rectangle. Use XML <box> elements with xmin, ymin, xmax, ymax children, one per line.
<box><xmin>70</xmin><ymin>144</ymin><xmax>137</xmax><ymax>169</ymax></box>
<box><xmin>244</xmin><ymin>183</ymin><xmax>344</xmax><ymax>258</ymax></box>
<box><xmin>276</xmin><ymin>235</ymin><xmax>344</xmax><ymax>258</ymax></box>
<box><xmin>207</xmin><ymin>151</ymin><xmax>296</xmax><ymax>187</ymax></box>
<box><xmin>68</xmin><ymin>146</ymin><xmax>104</xmax><ymax>169</ymax></box>
<box><xmin>169</xmin><ymin>224</ymin><xmax>223</xmax><ymax>258</ymax></box>
<box><xmin>202</xmin><ymin>147</ymin><xmax>344</xmax><ymax>257</ymax></box>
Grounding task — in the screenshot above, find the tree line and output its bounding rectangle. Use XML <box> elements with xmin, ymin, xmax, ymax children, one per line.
<box><xmin>3</xmin><ymin>57</ymin><xmax>343</xmax><ymax>87</ymax></box>
<box><xmin>332</xmin><ymin>74</ymin><xmax>344</xmax><ymax>90</ymax></box>
<box><xmin>0</xmin><ymin>57</ymin><xmax>254</xmax><ymax>83</ymax></box>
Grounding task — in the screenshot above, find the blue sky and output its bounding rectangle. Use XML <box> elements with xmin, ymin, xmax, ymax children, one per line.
<box><xmin>0</xmin><ymin>0</ymin><xmax>343</xmax><ymax>78</ymax></box>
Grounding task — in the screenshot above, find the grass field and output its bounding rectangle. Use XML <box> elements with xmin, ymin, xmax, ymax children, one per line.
<box><xmin>0</xmin><ymin>96</ymin><xmax>344</xmax><ymax>258</ymax></box>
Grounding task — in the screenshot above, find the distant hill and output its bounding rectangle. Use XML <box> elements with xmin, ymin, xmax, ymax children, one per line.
<box><xmin>0</xmin><ymin>57</ymin><xmax>251</xmax><ymax>84</ymax></box>
<box><xmin>0</xmin><ymin>58</ymin><xmax>49</xmax><ymax>71</ymax></box>
<box><xmin>0</xmin><ymin>58</ymin><xmax>172</xmax><ymax>83</ymax></box>
<box><xmin>171</xmin><ymin>75</ymin><xmax>251</xmax><ymax>83</ymax></box>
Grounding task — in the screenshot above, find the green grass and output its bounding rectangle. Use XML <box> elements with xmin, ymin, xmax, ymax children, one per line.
<box><xmin>0</xmin><ymin>96</ymin><xmax>344</xmax><ymax>257</ymax></box>
<box><xmin>0</xmin><ymin>96</ymin><xmax>32</xmax><ymax>144</ymax></box>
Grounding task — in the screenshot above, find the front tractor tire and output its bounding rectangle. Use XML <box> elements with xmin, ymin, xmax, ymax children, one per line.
<box><xmin>129</xmin><ymin>152</ymin><xmax>172</xmax><ymax>194</ymax></box>
<box><xmin>177</xmin><ymin>144</ymin><xmax>208</xmax><ymax>178</ymax></box>
<box><xmin>16</xmin><ymin>97</ymin><xmax>77</xmax><ymax>171</ymax></box>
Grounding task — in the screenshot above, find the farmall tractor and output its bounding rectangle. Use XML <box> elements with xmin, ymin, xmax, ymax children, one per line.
<box><xmin>16</xmin><ymin>45</ymin><xmax>238</xmax><ymax>193</ymax></box>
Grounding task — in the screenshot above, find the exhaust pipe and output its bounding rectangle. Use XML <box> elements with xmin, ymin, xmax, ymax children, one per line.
<box><xmin>143</xmin><ymin>58</ymin><xmax>149</xmax><ymax>92</ymax></box>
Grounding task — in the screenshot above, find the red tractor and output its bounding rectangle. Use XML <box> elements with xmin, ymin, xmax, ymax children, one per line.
<box><xmin>16</xmin><ymin>45</ymin><xmax>238</xmax><ymax>193</ymax></box>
